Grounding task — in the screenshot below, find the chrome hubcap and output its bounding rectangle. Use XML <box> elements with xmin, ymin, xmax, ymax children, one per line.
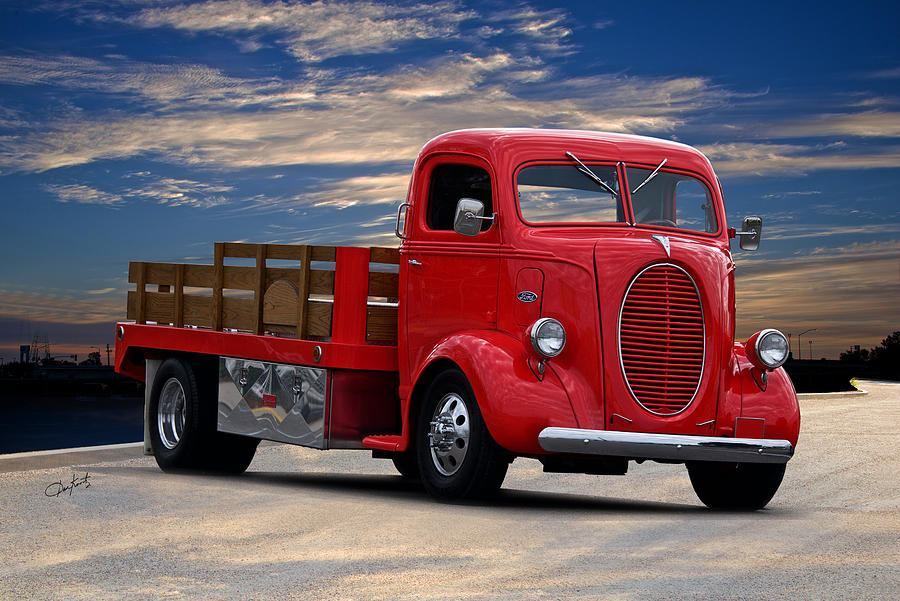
<box><xmin>428</xmin><ymin>393</ymin><xmax>470</xmax><ymax>476</ymax></box>
<box><xmin>157</xmin><ymin>377</ymin><xmax>186</xmax><ymax>450</ymax></box>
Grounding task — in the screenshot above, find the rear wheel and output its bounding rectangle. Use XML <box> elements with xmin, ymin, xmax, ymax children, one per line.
<box><xmin>687</xmin><ymin>461</ymin><xmax>786</xmax><ymax>510</ymax></box>
<box><xmin>149</xmin><ymin>357</ymin><xmax>257</xmax><ymax>473</ymax></box>
<box><xmin>416</xmin><ymin>369</ymin><xmax>509</xmax><ymax>500</ymax></box>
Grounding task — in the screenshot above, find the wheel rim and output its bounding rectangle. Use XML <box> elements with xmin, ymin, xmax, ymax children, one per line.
<box><xmin>157</xmin><ymin>377</ymin><xmax>186</xmax><ymax>450</ymax></box>
<box><xmin>428</xmin><ymin>392</ymin><xmax>470</xmax><ymax>476</ymax></box>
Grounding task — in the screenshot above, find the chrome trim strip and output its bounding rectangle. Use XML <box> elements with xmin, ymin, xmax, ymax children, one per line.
<box><xmin>538</xmin><ymin>427</ymin><xmax>793</xmax><ymax>464</ymax></box>
<box><xmin>617</xmin><ymin>262</ymin><xmax>706</xmax><ymax>416</ymax></box>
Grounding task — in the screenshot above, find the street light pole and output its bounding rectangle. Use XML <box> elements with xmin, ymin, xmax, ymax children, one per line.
<box><xmin>798</xmin><ymin>328</ymin><xmax>817</xmax><ymax>360</ymax></box>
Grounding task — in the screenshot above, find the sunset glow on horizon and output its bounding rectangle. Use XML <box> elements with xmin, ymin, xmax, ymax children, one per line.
<box><xmin>1</xmin><ymin>1</ymin><xmax>898</xmax><ymax>361</ymax></box>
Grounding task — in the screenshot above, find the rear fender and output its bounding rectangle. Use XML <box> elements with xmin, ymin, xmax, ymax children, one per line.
<box><xmin>409</xmin><ymin>330</ymin><xmax>578</xmax><ymax>455</ymax></box>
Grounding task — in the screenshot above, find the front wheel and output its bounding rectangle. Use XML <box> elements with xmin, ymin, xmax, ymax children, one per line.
<box><xmin>687</xmin><ymin>461</ymin><xmax>786</xmax><ymax>510</ymax></box>
<box><xmin>416</xmin><ymin>369</ymin><xmax>509</xmax><ymax>500</ymax></box>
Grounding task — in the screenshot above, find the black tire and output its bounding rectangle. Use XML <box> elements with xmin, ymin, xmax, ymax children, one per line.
<box><xmin>148</xmin><ymin>358</ymin><xmax>206</xmax><ymax>471</ymax></box>
<box><xmin>390</xmin><ymin>450</ymin><xmax>420</xmax><ymax>479</ymax></box>
<box><xmin>416</xmin><ymin>369</ymin><xmax>509</xmax><ymax>500</ymax></box>
<box><xmin>208</xmin><ymin>432</ymin><xmax>259</xmax><ymax>474</ymax></box>
<box><xmin>687</xmin><ymin>461</ymin><xmax>786</xmax><ymax>510</ymax></box>
<box><xmin>149</xmin><ymin>357</ymin><xmax>258</xmax><ymax>473</ymax></box>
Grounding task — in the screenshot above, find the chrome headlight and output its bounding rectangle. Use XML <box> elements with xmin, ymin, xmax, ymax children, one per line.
<box><xmin>530</xmin><ymin>318</ymin><xmax>566</xmax><ymax>358</ymax></box>
<box><xmin>749</xmin><ymin>328</ymin><xmax>789</xmax><ymax>369</ymax></box>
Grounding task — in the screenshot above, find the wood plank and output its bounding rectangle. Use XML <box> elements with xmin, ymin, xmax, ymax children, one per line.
<box><xmin>157</xmin><ymin>284</ymin><xmax>170</xmax><ymax>293</ymax></box>
<box><xmin>296</xmin><ymin>245</ymin><xmax>311</xmax><ymax>339</ymax></box>
<box><xmin>263</xmin><ymin>280</ymin><xmax>298</xmax><ymax>327</ymax></box>
<box><xmin>266</xmin><ymin>244</ymin><xmax>308</xmax><ymax>261</ymax></box>
<box><xmin>310</xmin><ymin>246</ymin><xmax>336</xmax><ymax>262</ymax></box>
<box><xmin>213</xmin><ymin>243</ymin><xmax>224</xmax><ymax>331</ymax></box>
<box><xmin>263</xmin><ymin>323</ymin><xmax>297</xmax><ymax>337</ymax></box>
<box><xmin>254</xmin><ymin>244</ymin><xmax>266</xmax><ymax>335</ymax></box>
<box><xmin>222</xmin><ymin>242</ymin><xmax>258</xmax><ymax>258</ymax></box>
<box><xmin>126</xmin><ymin>291</ymin><xmax>136</xmax><ymax>320</ymax></box>
<box><xmin>182</xmin><ymin>264</ymin><xmax>214</xmax><ymax>288</ymax></box>
<box><xmin>174</xmin><ymin>264</ymin><xmax>184</xmax><ymax>328</ymax></box>
<box><xmin>222</xmin><ymin>266</ymin><xmax>257</xmax><ymax>290</ymax></box>
<box><xmin>368</xmin><ymin>272</ymin><xmax>399</xmax><ymax>298</ymax></box>
<box><xmin>135</xmin><ymin>262</ymin><xmax>146</xmax><ymax>325</ymax></box>
<box><xmin>143</xmin><ymin>292</ymin><xmax>175</xmax><ymax>324</ymax></box>
<box><xmin>307</xmin><ymin>301</ymin><xmax>333</xmax><ymax>338</ymax></box>
<box><xmin>370</xmin><ymin>247</ymin><xmax>401</xmax><ymax>264</ymax></box>
<box><xmin>265</xmin><ymin>268</ymin><xmax>334</xmax><ymax>294</ymax></box>
<box><xmin>309</xmin><ymin>270</ymin><xmax>334</xmax><ymax>295</ymax></box>
<box><xmin>222</xmin><ymin>297</ymin><xmax>256</xmax><ymax>331</ymax></box>
<box><xmin>142</xmin><ymin>263</ymin><xmax>175</xmax><ymax>285</ymax></box>
<box><xmin>366</xmin><ymin>305</ymin><xmax>398</xmax><ymax>342</ymax></box>
<box><xmin>184</xmin><ymin>296</ymin><xmax>213</xmax><ymax>328</ymax></box>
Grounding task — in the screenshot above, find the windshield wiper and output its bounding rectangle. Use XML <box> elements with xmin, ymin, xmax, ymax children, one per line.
<box><xmin>565</xmin><ymin>151</ymin><xmax>618</xmax><ymax>197</ymax></box>
<box><xmin>631</xmin><ymin>158</ymin><xmax>667</xmax><ymax>195</ymax></box>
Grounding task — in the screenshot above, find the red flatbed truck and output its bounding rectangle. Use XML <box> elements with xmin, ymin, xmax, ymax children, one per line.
<box><xmin>115</xmin><ymin>128</ymin><xmax>799</xmax><ymax>509</ymax></box>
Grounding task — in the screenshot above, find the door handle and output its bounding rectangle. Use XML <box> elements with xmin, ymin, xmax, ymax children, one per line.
<box><xmin>408</xmin><ymin>259</ymin><xmax>422</xmax><ymax>266</ymax></box>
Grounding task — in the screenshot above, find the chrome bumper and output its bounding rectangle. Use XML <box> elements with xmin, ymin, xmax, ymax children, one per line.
<box><xmin>538</xmin><ymin>427</ymin><xmax>794</xmax><ymax>464</ymax></box>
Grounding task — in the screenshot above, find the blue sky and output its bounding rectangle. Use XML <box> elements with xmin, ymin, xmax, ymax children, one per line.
<box><xmin>1</xmin><ymin>0</ymin><xmax>898</xmax><ymax>362</ymax></box>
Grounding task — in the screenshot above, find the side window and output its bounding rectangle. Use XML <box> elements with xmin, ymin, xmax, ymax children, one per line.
<box><xmin>427</xmin><ymin>163</ymin><xmax>493</xmax><ymax>231</ymax></box>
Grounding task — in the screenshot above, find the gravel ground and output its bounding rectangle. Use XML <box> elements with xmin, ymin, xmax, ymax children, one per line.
<box><xmin>1</xmin><ymin>380</ymin><xmax>898</xmax><ymax>600</ymax></box>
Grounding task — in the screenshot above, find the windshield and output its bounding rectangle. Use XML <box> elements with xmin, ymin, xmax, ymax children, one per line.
<box><xmin>626</xmin><ymin>166</ymin><xmax>718</xmax><ymax>233</ymax></box>
<box><xmin>517</xmin><ymin>164</ymin><xmax>625</xmax><ymax>224</ymax></box>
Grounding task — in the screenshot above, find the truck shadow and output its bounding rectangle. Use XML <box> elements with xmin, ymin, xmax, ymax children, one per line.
<box><xmin>239</xmin><ymin>470</ymin><xmax>710</xmax><ymax>515</ymax></box>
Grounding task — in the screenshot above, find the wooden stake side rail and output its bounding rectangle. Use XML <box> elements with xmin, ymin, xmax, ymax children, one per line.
<box><xmin>126</xmin><ymin>243</ymin><xmax>400</xmax><ymax>346</ymax></box>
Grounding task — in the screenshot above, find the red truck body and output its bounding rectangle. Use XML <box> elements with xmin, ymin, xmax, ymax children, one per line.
<box><xmin>115</xmin><ymin>129</ymin><xmax>799</xmax><ymax>508</ymax></box>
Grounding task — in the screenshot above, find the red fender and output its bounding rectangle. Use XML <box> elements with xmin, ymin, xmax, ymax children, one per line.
<box><xmin>412</xmin><ymin>330</ymin><xmax>579</xmax><ymax>455</ymax></box>
<box><xmin>725</xmin><ymin>343</ymin><xmax>800</xmax><ymax>447</ymax></box>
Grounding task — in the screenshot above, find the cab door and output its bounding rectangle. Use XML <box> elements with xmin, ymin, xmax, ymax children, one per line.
<box><xmin>403</xmin><ymin>155</ymin><xmax>501</xmax><ymax>376</ymax></box>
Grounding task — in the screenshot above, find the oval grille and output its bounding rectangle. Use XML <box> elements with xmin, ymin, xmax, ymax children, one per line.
<box><xmin>619</xmin><ymin>264</ymin><xmax>704</xmax><ymax>415</ymax></box>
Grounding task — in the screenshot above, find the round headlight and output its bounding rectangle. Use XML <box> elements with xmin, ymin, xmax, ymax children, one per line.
<box><xmin>530</xmin><ymin>318</ymin><xmax>566</xmax><ymax>358</ymax></box>
<box><xmin>754</xmin><ymin>329</ymin><xmax>789</xmax><ymax>369</ymax></box>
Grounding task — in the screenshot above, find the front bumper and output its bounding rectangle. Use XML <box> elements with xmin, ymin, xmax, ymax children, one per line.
<box><xmin>538</xmin><ymin>428</ymin><xmax>794</xmax><ymax>464</ymax></box>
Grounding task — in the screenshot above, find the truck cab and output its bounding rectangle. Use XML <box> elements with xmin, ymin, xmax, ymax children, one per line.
<box><xmin>392</xmin><ymin>129</ymin><xmax>798</xmax><ymax>506</ymax></box>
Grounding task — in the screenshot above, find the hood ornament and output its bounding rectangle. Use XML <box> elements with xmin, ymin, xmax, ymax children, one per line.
<box><xmin>651</xmin><ymin>234</ymin><xmax>671</xmax><ymax>257</ymax></box>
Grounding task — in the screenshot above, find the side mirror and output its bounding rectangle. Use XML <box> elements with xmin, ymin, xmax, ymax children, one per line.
<box><xmin>453</xmin><ymin>198</ymin><xmax>494</xmax><ymax>236</ymax></box>
<box><xmin>737</xmin><ymin>216</ymin><xmax>762</xmax><ymax>251</ymax></box>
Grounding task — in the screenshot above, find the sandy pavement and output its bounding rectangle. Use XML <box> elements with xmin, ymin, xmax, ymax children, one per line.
<box><xmin>1</xmin><ymin>380</ymin><xmax>898</xmax><ymax>600</ymax></box>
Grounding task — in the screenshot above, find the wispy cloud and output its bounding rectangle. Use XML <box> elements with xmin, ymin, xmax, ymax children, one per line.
<box><xmin>302</xmin><ymin>173</ymin><xmax>411</xmax><ymax>209</ymax></box>
<box><xmin>124</xmin><ymin>175</ymin><xmax>234</xmax><ymax>208</ymax></box>
<box><xmin>764</xmin><ymin>110</ymin><xmax>900</xmax><ymax>139</ymax></box>
<box><xmin>116</xmin><ymin>0</ymin><xmax>476</xmax><ymax>62</ymax></box>
<box><xmin>43</xmin><ymin>176</ymin><xmax>233</xmax><ymax>208</ymax></box>
<box><xmin>0</xmin><ymin>47</ymin><xmax>730</xmax><ymax>175</ymax></box>
<box><xmin>43</xmin><ymin>183</ymin><xmax>124</xmax><ymax>206</ymax></box>
<box><xmin>699</xmin><ymin>142</ymin><xmax>900</xmax><ymax>175</ymax></box>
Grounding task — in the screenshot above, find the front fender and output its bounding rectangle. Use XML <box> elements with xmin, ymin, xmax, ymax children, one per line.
<box><xmin>726</xmin><ymin>343</ymin><xmax>800</xmax><ymax>447</ymax></box>
<box><xmin>414</xmin><ymin>330</ymin><xmax>579</xmax><ymax>455</ymax></box>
